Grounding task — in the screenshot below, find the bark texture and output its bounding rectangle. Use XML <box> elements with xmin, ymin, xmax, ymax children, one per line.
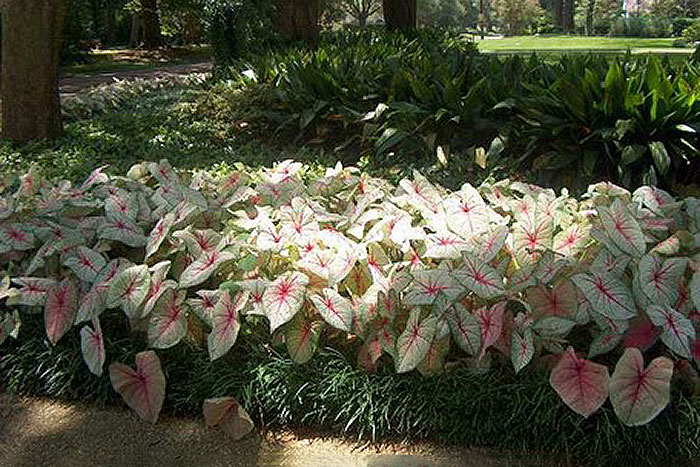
<box><xmin>382</xmin><ymin>0</ymin><xmax>417</xmax><ymax>31</ymax></box>
<box><xmin>2</xmin><ymin>0</ymin><xmax>69</xmax><ymax>142</ymax></box>
<box><xmin>141</xmin><ymin>0</ymin><xmax>162</xmax><ymax>49</ymax></box>
<box><xmin>273</xmin><ymin>0</ymin><xmax>320</xmax><ymax>42</ymax></box>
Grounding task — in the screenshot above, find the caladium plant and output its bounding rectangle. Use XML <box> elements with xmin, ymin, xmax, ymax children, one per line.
<box><xmin>0</xmin><ymin>159</ymin><xmax>698</xmax><ymax>429</ymax></box>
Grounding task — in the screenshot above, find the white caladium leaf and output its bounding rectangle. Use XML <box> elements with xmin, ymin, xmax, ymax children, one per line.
<box><xmin>236</xmin><ymin>279</ymin><xmax>268</xmax><ymax>316</ymax></box>
<box><xmin>609</xmin><ymin>348</ymin><xmax>673</xmax><ymax>426</ymax></box>
<box><xmin>0</xmin><ymin>224</ymin><xmax>35</xmax><ymax>251</ymax></box>
<box><xmin>639</xmin><ymin>255</ymin><xmax>687</xmax><ymax>307</ymax></box>
<box><xmin>572</xmin><ymin>272</ymin><xmax>636</xmax><ymax>320</ymax></box>
<box><xmin>598</xmin><ymin>199</ymin><xmax>646</xmax><ymax>257</ymax></box>
<box><xmin>646</xmin><ymin>305</ymin><xmax>695</xmax><ymax>359</ymax></box>
<box><xmin>534</xmin><ymin>317</ymin><xmax>576</xmax><ymax>337</ymax></box>
<box><xmin>633</xmin><ymin>186</ymin><xmax>677</xmax><ymax>215</ymax></box>
<box><xmin>109</xmin><ymin>351</ymin><xmax>166</xmax><ymax>424</ymax></box>
<box><xmin>550</xmin><ymin>347</ymin><xmax>609</xmax><ymax>418</ymax></box>
<box><xmin>310</xmin><ymin>288</ymin><xmax>354</xmax><ymax>332</ymax></box>
<box><xmin>98</xmin><ymin>214</ymin><xmax>147</xmax><ymax>248</ymax></box>
<box><xmin>145</xmin><ymin>213</ymin><xmax>175</xmax><ymax>260</ymax></box>
<box><xmin>279</xmin><ymin>197</ymin><xmax>320</xmax><ymax>245</ymax></box>
<box><xmin>526</xmin><ymin>280</ymin><xmax>578</xmax><ymax>318</ymax></box>
<box><xmin>511</xmin><ymin>329</ymin><xmax>534</xmax><ymax>374</ymax></box>
<box><xmin>453</xmin><ymin>253</ymin><xmax>504</xmax><ymax>299</ymax></box>
<box><xmin>63</xmin><ymin>246</ymin><xmax>107</xmax><ymax>283</ymax></box>
<box><xmin>105</xmin><ymin>192</ymin><xmax>139</xmax><ymax>220</ymax></box>
<box><xmin>395</xmin><ymin>309</ymin><xmax>438</xmax><ymax>373</ymax></box>
<box><xmin>45</xmin><ymin>278</ymin><xmax>78</xmax><ymax>345</ymax></box>
<box><xmin>692</xmin><ymin>272</ymin><xmax>700</xmax><ymax>312</ymax></box>
<box><xmin>173</xmin><ymin>228</ymin><xmax>222</xmax><ymax>258</ymax></box>
<box><xmin>286</xmin><ymin>313</ymin><xmax>322</xmax><ymax>364</ymax></box>
<box><xmin>143</xmin><ymin>261</ymin><xmax>177</xmax><ymax>316</ymax></box>
<box><xmin>262</xmin><ymin>272</ymin><xmax>309</xmax><ymax>332</ymax></box>
<box><xmin>590</xmin><ymin>249</ymin><xmax>631</xmax><ymax>278</ymax></box>
<box><xmin>474</xmin><ymin>301</ymin><xmax>506</xmax><ymax>359</ymax></box>
<box><xmin>80</xmin><ymin>166</ymin><xmax>109</xmax><ymax>190</ymax></box>
<box><xmin>553</xmin><ymin>223</ymin><xmax>590</xmax><ymax>257</ymax></box>
<box><xmin>448</xmin><ymin>303</ymin><xmax>481</xmax><ymax>356</ymax></box>
<box><xmin>404</xmin><ymin>269</ymin><xmax>464</xmax><ymax>306</ymax></box>
<box><xmin>588</xmin><ymin>331</ymin><xmax>623</xmax><ymax>358</ymax></box>
<box><xmin>148</xmin><ymin>289</ymin><xmax>188</xmax><ymax>349</ymax></box>
<box><xmin>469</xmin><ymin>226</ymin><xmax>508</xmax><ymax>263</ymax></box>
<box><xmin>508</xmin><ymin>264</ymin><xmax>537</xmax><ymax>294</ymax></box>
<box><xmin>399</xmin><ymin>172</ymin><xmax>441</xmax><ymax>217</ymax></box>
<box><xmin>80</xmin><ymin>317</ymin><xmax>105</xmax><ymax>376</ymax></box>
<box><xmin>512</xmin><ymin>215</ymin><xmax>552</xmax><ymax>265</ymax></box>
<box><xmin>187</xmin><ymin>289</ymin><xmax>220</xmax><ymax>325</ymax></box>
<box><xmin>424</xmin><ymin>232</ymin><xmax>469</xmax><ymax>259</ymax></box>
<box><xmin>203</xmin><ymin>397</ymin><xmax>254</xmax><ymax>441</ymax></box>
<box><xmin>208</xmin><ymin>290</ymin><xmax>249</xmax><ymax>361</ymax></box>
<box><xmin>108</xmin><ymin>265</ymin><xmax>151</xmax><ymax>319</ymax></box>
<box><xmin>417</xmin><ymin>334</ymin><xmax>450</xmax><ymax>376</ymax></box>
<box><xmin>179</xmin><ymin>249</ymin><xmax>234</xmax><ymax>289</ymax></box>
<box><xmin>8</xmin><ymin>277</ymin><xmax>56</xmax><ymax>306</ymax></box>
<box><xmin>444</xmin><ymin>184</ymin><xmax>491</xmax><ymax>237</ymax></box>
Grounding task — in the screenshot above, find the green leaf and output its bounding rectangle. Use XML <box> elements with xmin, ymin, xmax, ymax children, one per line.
<box><xmin>648</xmin><ymin>142</ymin><xmax>670</xmax><ymax>176</ymax></box>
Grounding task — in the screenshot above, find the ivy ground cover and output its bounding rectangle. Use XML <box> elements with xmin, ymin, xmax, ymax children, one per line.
<box><xmin>0</xmin><ymin>159</ymin><xmax>699</xmax><ymax>442</ymax></box>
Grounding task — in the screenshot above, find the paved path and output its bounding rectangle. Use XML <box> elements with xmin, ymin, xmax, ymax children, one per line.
<box><xmin>59</xmin><ymin>61</ymin><xmax>212</xmax><ymax>98</ymax></box>
<box><xmin>0</xmin><ymin>394</ymin><xmax>560</xmax><ymax>467</ymax></box>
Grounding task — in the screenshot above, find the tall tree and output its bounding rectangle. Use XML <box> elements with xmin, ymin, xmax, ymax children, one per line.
<box><xmin>561</xmin><ymin>0</ymin><xmax>574</xmax><ymax>32</ymax></box>
<box><xmin>382</xmin><ymin>0</ymin><xmax>417</xmax><ymax>30</ymax></box>
<box><xmin>141</xmin><ymin>0</ymin><xmax>162</xmax><ymax>48</ymax></box>
<box><xmin>339</xmin><ymin>0</ymin><xmax>381</xmax><ymax>26</ymax></box>
<box><xmin>2</xmin><ymin>0</ymin><xmax>70</xmax><ymax>142</ymax></box>
<box><xmin>273</xmin><ymin>0</ymin><xmax>320</xmax><ymax>42</ymax></box>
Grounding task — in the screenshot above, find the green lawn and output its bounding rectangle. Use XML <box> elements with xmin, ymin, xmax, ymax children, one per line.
<box><xmin>474</xmin><ymin>35</ymin><xmax>692</xmax><ymax>54</ymax></box>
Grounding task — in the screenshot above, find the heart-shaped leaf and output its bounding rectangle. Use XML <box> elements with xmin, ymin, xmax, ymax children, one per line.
<box><xmin>63</xmin><ymin>246</ymin><xmax>107</xmax><ymax>283</ymax></box>
<box><xmin>109</xmin><ymin>351</ymin><xmax>166</xmax><ymax>423</ymax></box>
<box><xmin>148</xmin><ymin>289</ymin><xmax>188</xmax><ymax>349</ymax></box>
<box><xmin>572</xmin><ymin>272</ymin><xmax>636</xmax><ymax>320</ymax></box>
<box><xmin>646</xmin><ymin>305</ymin><xmax>695</xmax><ymax>359</ymax></box>
<box><xmin>609</xmin><ymin>347</ymin><xmax>673</xmax><ymax>426</ymax></box>
<box><xmin>80</xmin><ymin>317</ymin><xmax>105</xmax><ymax>376</ymax></box>
<box><xmin>208</xmin><ymin>290</ymin><xmax>248</xmax><ymax>361</ymax></box>
<box><xmin>310</xmin><ymin>288</ymin><xmax>354</xmax><ymax>332</ymax></box>
<box><xmin>262</xmin><ymin>271</ymin><xmax>309</xmax><ymax>332</ymax></box>
<box><xmin>550</xmin><ymin>347</ymin><xmax>609</xmax><ymax>418</ymax></box>
<box><xmin>448</xmin><ymin>302</ymin><xmax>481</xmax><ymax>356</ymax></box>
<box><xmin>395</xmin><ymin>309</ymin><xmax>437</xmax><ymax>373</ymax></box>
<box><xmin>285</xmin><ymin>312</ymin><xmax>322</xmax><ymax>364</ymax></box>
<box><xmin>453</xmin><ymin>252</ymin><xmax>504</xmax><ymax>299</ymax></box>
<box><xmin>107</xmin><ymin>265</ymin><xmax>151</xmax><ymax>319</ymax></box>
<box><xmin>179</xmin><ymin>249</ymin><xmax>234</xmax><ymax>289</ymax></box>
<box><xmin>203</xmin><ymin>397</ymin><xmax>254</xmax><ymax>440</ymax></box>
<box><xmin>45</xmin><ymin>279</ymin><xmax>77</xmax><ymax>345</ymax></box>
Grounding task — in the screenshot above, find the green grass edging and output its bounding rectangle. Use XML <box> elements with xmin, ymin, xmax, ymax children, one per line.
<box><xmin>1</xmin><ymin>314</ymin><xmax>698</xmax><ymax>466</ymax></box>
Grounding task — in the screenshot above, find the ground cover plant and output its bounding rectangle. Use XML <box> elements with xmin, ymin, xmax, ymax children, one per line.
<box><xmin>0</xmin><ymin>158</ymin><xmax>699</xmax><ymax>462</ymax></box>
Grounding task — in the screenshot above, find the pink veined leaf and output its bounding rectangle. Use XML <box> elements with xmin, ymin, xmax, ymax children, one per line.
<box><xmin>690</xmin><ymin>272</ymin><xmax>700</xmax><ymax>312</ymax></box>
<box><xmin>549</xmin><ymin>347</ymin><xmax>609</xmax><ymax>418</ymax></box>
<box><xmin>404</xmin><ymin>269</ymin><xmax>464</xmax><ymax>306</ymax></box>
<box><xmin>0</xmin><ymin>223</ymin><xmax>35</xmax><ymax>251</ymax></box>
<box><xmin>511</xmin><ymin>329</ymin><xmax>535</xmax><ymax>374</ymax></box>
<box><xmin>148</xmin><ymin>289</ymin><xmax>188</xmax><ymax>349</ymax></box>
<box><xmin>598</xmin><ymin>199</ymin><xmax>646</xmax><ymax>258</ymax></box>
<box><xmin>173</xmin><ymin>228</ymin><xmax>223</xmax><ymax>258</ymax></box>
<box><xmin>179</xmin><ymin>249</ymin><xmax>235</xmax><ymax>289</ymax></box>
<box><xmin>553</xmin><ymin>223</ymin><xmax>590</xmax><ymax>257</ymax></box>
<box><xmin>203</xmin><ymin>397</ymin><xmax>254</xmax><ymax>441</ymax></box>
<box><xmin>444</xmin><ymin>183</ymin><xmax>490</xmax><ymax>237</ymax></box>
<box><xmin>80</xmin><ymin>317</ymin><xmax>105</xmax><ymax>376</ymax></box>
<box><xmin>533</xmin><ymin>317</ymin><xmax>576</xmax><ymax>338</ymax></box>
<box><xmin>424</xmin><ymin>231</ymin><xmax>469</xmax><ymax>260</ymax></box>
<box><xmin>639</xmin><ymin>254</ymin><xmax>687</xmax><ymax>306</ymax></box>
<box><xmin>236</xmin><ymin>279</ymin><xmax>268</xmax><ymax>316</ymax></box>
<box><xmin>633</xmin><ymin>186</ymin><xmax>676</xmax><ymax>215</ymax></box>
<box><xmin>572</xmin><ymin>272</ymin><xmax>636</xmax><ymax>320</ymax></box>
<box><xmin>646</xmin><ymin>305</ymin><xmax>695</xmax><ymax>359</ymax></box>
<box><xmin>525</xmin><ymin>280</ymin><xmax>579</xmax><ymax>319</ymax></box>
<box><xmin>109</xmin><ymin>351</ymin><xmax>166</xmax><ymax>424</ymax></box>
<box><xmin>285</xmin><ymin>313</ymin><xmax>322</xmax><ymax>364</ymax></box>
<box><xmin>187</xmin><ymin>289</ymin><xmax>220</xmax><ymax>325</ymax></box>
<box><xmin>148</xmin><ymin>159</ymin><xmax>179</xmax><ymax>187</ymax></box>
<box><xmin>208</xmin><ymin>290</ymin><xmax>249</xmax><ymax>361</ymax></box>
<box><xmin>590</xmin><ymin>249</ymin><xmax>631</xmax><ymax>278</ymax></box>
<box><xmin>262</xmin><ymin>272</ymin><xmax>309</xmax><ymax>332</ymax></box>
<box><xmin>98</xmin><ymin>214</ymin><xmax>147</xmax><ymax>248</ymax></box>
<box><xmin>512</xmin><ymin>215</ymin><xmax>553</xmax><ymax>265</ymax></box>
<box><xmin>310</xmin><ymin>288</ymin><xmax>354</xmax><ymax>332</ymax></box>
<box><xmin>588</xmin><ymin>331</ymin><xmax>623</xmax><ymax>359</ymax></box>
<box><xmin>623</xmin><ymin>320</ymin><xmax>657</xmax><ymax>351</ymax></box>
<box><xmin>105</xmin><ymin>192</ymin><xmax>139</xmax><ymax>220</ymax></box>
<box><xmin>399</xmin><ymin>171</ymin><xmax>441</xmax><ymax>216</ymax></box>
<box><xmin>44</xmin><ymin>278</ymin><xmax>77</xmax><ymax>345</ymax></box>
<box><xmin>75</xmin><ymin>286</ymin><xmax>106</xmax><ymax>324</ymax></box>
<box><xmin>417</xmin><ymin>334</ymin><xmax>450</xmax><ymax>376</ymax></box>
<box><xmin>143</xmin><ymin>261</ymin><xmax>177</xmax><ymax>316</ymax></box>
<box><xmin>508</xmin><ymin>264</ymin><xmax>537</xmax><ymax>294</ymax></box>
<box><xmin>145</xmin><ymin>213</ymin><xmax>175</xmax><ymax>260</ymax></box>
<box><xmin>107</xmin><ymin>265</ymin><xmax>151</xmax><ymax>319</ymax></box>
<box><xmin>279</xmin><ymin>198</ymin><xmax>320</xmax><ymax>246</ymax></box>
<box><xmin>534</xmin><ymin>251</ymin><xmax>568</xmax><ymax>285</ymax></box>
<box><xmin>448</xmin><ymin>302</ymin><xmax>481</xmax><ymax>357</ymax></box>
<box><xmin>469</xmin><ymin>226</ymin><xmax>509</xmax><ymax>263</ymax></box>
<box><xmin>395</xmin><ymin>309</ymin><xmax>438</xmax><ymax>373</ymax></box>
<box><xmin>63</xmin><ymin>246</ymin><xmax>107</xmax><ymax>283</ymax></box>
<box><xmin>609</xmin><ymin>347</ymin><xmax>673</xmax><ymax>426</ymax></box>
<box><xmin>8</xmin><ymin>277</ymin><xmax>56</xmax><ymax>306</ymax></box>
<box><xmin>453</xmin><ymin>252</ymin><xmax>505</xmax><ymax>299</ymax></box>
<box><xmin>358</xmin><ymin>334</ymin><xmax>383</xmax><ymax>373</ymax></box>
<box><xmin>474</xmin><ymin>301</ymin><xmax>506</xmax><ymax>360</ymax></box>
<box><xmin>80</xmin><ymin>166</ymin><xmax>109</xmax><ymax>190</ymax></box>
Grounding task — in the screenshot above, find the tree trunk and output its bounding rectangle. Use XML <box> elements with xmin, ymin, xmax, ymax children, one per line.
<box><xmin>141</xmin><ymin>0</ymin><xmax>162</xmax><ymax>49</ymax></box>
<box><xmin>382</xmin><ymin>0</ymin><xmax>417</xmax><ymax>31</ymax></box>
<box><xmin>129</xmin><ymin>12</ymin><xmax>143</xmax><ymax>48</ymax></box>
<box><xmin>90</xmin><ymin>0</ymin><xmax>103</xmax><ymax>43</ymax></box>
<box><xmin>585</xmin><ymin>0</ymin><xmax>596</xmax><ymax>35</ymax></box>
<box><xmin>273</xmin><ymin>0</ymin><xmax>320</xmax><ymax>42</ymax></box>
<box><xmin>2</xmin><ymin>0</ymin><xmax>69</xmax><ymax>142</ymax></box>
<box><xmin>562</xmin><ymin>0</ymin><xmax>574</xmax><ymax>32</ymax></box>
<box><xmin>552</xmin><ymin>0</ymin><xmax>563</xmax><ymax>29</ymax></box>
<box><xmin>105</xmin><ymin>1</ymin><xmax>118</xmax><ymax>45</ymax></box>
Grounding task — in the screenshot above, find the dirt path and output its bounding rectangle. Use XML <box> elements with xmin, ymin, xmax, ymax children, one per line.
<box><xmin>0</xmin><ymin>394</ymin><xmax>561</xmax><ymax>467</ymax></box>
<box><xmin>59</xmin><ymin>62</ymin><xmax>212</xmax><ymax>98</ymax></box>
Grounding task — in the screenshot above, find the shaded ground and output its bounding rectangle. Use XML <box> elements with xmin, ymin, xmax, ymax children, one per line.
<box><xmin>0</xmin><ymin>394</ymin><xmax>562</xmax><ymax>467</ymax></box>
<box><xmin>59</xmin><ymin>61</ymin><xmax>212</xmax><ymax>98</ymax></box>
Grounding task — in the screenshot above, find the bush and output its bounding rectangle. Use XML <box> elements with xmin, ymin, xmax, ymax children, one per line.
<box><xmin>683</xmin><ymin>22</ymin><xmax>700</xmax><ymax>43</ymax></box>
<box><xmin>207</xmin><ymin>0</ymin><xmax>277</xmax><ymax>64</ymax></box>
<box><xmin>608</xmin><ymin>15</ymin><xmax>672</xmax><ymax>38</ymax></box>
<box><xmin>0</xmin><ymin>159</ymin><xmax>699</xmax><ymax>437</ymax></box>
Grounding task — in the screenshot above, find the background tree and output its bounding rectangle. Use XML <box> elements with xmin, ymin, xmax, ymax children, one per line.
<box><xmin>382</xmin><ymin>0</ymin><xmax>417</xmax><ymax>30</ymax></box>
<box><xmin>419</xmin><ymin>0</ymin><xmax>477</xmax><ymax>29</ymax></box>
<box><xmin>494</xmin><ymin>0</ymin><xmax>541</xmax><ymax>35</ymax></box>
<box><xmin>272</xmin><ymin>0</ymin><xmax>321</xmax><ymax>42</ymax></box>
<box><xmin>142</xmin><ymin>0</ymin><xmax>163</xmax><ymax>47</ymax></box>
<box><xmin>337</xmin><ymin>0</ymin><xmax>382</xmax><ymax>26</ymax></box>
<box><xmin>2</xmin><ymin>0</ymin><xmax>70</xmax><ymax>142</ymax></box>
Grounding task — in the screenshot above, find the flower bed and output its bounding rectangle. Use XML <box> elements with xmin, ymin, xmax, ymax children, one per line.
<box><xmin>0</xmin><ymin>160</ymin><xmax>698</xmax><ymax>448</ymax></box>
